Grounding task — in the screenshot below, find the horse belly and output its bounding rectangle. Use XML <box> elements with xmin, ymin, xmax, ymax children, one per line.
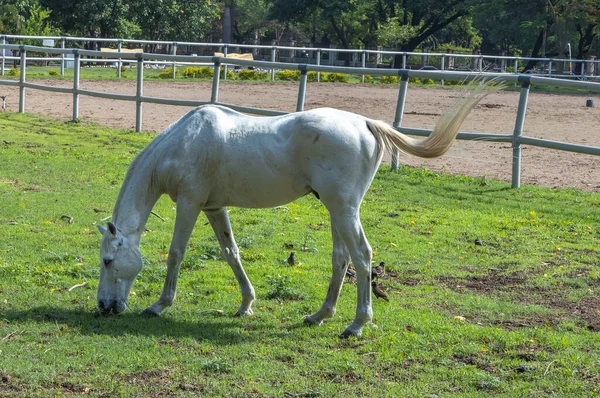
<box><xmin>156</xmin><ymin>158</ymin><xmax>297</xmax><ymax>209</ymax></box>
<box><xmin>219</xmin><ymin>171</ymin><xmax>308</xmax><ymax>208</ymax></box>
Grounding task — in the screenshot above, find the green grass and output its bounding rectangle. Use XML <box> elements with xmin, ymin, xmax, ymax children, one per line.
<box><xmin>1</xmin><ymin>112</ymin><xmax>599</xmax><ymax>396</ymax></box>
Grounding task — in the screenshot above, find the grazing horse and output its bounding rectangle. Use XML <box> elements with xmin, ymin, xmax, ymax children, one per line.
<box><xmin>97</xmin><ymin>81</ymin><xmax>496</xmax><ymax>337</ymax></box>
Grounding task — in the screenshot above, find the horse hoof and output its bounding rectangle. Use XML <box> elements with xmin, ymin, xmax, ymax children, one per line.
<box><xmin>235</xmin><ymin>308</ymin><xmax>253</xmax><ymax>316</ymax></box>
<box><xmin>340</xmin><ymin>328</ymin><xmax>362</xmax><ymax>339</ymax></box>
<box><xmin>303</xmin><ymin>316</ymin><xmax>323</xmax><ymax>326</ymax></box>
<box><xmin>141</xmin><ymin>307</ymin><xmax>160</xmax><ymax>317</ymax></box>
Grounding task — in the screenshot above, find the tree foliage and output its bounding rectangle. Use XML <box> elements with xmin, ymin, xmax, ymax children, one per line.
<box><xmin>0</xmin><ymin>0</ymin><xmax>597</xmax><ymax>61</ymax></box>
<box><xmin>129</xmin><ymin>0</ymin><xmax>219</xmax><ymax>42</ymax></box>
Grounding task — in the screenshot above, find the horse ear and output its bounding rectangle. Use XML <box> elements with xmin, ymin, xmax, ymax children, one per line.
<box><xmin>97</xmin><ymin>225</ymin><xmax>107</xmax><ymax>234</ymax></box>
<box><xmin>107</xmin><ymin>222</ymin><xmax>117</xmax><ymax>236</ymax></box>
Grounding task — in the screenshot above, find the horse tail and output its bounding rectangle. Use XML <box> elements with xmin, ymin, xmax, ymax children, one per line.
<box><xmin>367</xmin><ymin>79</ymin><xmax>501</xmax><ymax>159</ymax></box>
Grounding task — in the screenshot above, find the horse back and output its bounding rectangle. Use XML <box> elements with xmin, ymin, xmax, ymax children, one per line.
<box><xmin>151</xmin><ymin>105</ymin><xmax>382</xmax><ymax>208</ymax></box>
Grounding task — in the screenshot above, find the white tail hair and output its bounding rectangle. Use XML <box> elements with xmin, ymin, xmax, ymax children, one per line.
<box><xmin>367</xmin><ymin>78</ymin><xmax>503</xmax><ymax>159</ymax></box>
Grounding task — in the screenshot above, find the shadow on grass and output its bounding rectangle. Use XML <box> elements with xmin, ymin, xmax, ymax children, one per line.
<box><xmin>1</xmin><ymin>306</ymin><xmax>275</xmax><ymax>344</ymax></box>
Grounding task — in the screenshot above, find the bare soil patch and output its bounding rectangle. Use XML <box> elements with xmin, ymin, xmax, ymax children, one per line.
<box><xmin>438</xmin><ymin>273</ymin><xmax>600</xmax><ymax>332</ymax></box>
<box><xmin>1</xmin><ymin>79</ymin><xmax>599</xmax><ymax>191</ymax></box>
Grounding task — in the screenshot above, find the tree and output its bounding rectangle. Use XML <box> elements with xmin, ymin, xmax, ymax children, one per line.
<box><xmin>18</xmin><ymin>3</ymin><xmax>58</xmax><ymax>37</ymax></box>
<box><xmin>376</xmin><ymin>16</ymin><xmax>419</xmax><ymax>49</ymax></box>
<box><xmin>550</xmin><ymin>0</ymin><xmax>600</xmax><ymax>63</ymax></box>
<box><xmin>0</xmin><ymin>3</ymin><xmax>20</xmax><ymax>33</ymax></box>
<box><xmin>129</xmin><ymin>0</ymin><xmax>219</xmax><ymax>43</ymax></box>
<box><xmin>473</xmin><ymin>0</ymin><xmax>550</xmax><ymax>71</ymax></box>
<box><xmin>377</xmin><ymin>0</ymin><xmax>473</xmax><ymax>52</ymax></box>
<box><xmin>473</xmin><ymin>0</ymin><xmax>600</xmax><ymax>72</ymax></box>
<box><xmin>268</xmin><ymin>0</ymin><xmax>372</xmax><ymax>49</ymax></box>
<box><xmin>40</xmin><ymin>0</ymin><xmax>218</xmax><ymax>46</ymax></box>
<box><xmin>230</xmin><ymin>0</ymin><xmax>285</xmax><ymax>45</ymax></box>
<box><xmin>40</xmin><ymin>0</ymin><xmax>136</xmax><ymax>40</ymax></box>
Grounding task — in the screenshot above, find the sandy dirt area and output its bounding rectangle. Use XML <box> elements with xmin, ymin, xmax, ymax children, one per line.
<box><xmin>2</xmin><ymin>79</ymin><xmax>599</xmax><ymax>191</ymax></box>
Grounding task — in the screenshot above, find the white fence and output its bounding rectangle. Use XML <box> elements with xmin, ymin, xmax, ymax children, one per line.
<box><xmin>2</xmin><ymin>34</ymin><xmax>600</xmax><ymax>81</ymax></box>
<box><xmin>0</xmin><ymin>43</ymin><xmax>599</xmax><ymax>190</ymax></box>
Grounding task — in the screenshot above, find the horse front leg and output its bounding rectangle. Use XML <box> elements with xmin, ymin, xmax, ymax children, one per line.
<box><xmin>204</xmin><ymin>207</ymin><xmax>256</xmax><ymax>316</ymax></box>
<box><xmin>142</xmin><ymin>199</ymin><xmax>200</xmax><ymax>316</ymax></box>
<box><xmin>304</xmin><ymin>227</ymin><xmax>349</xmax><ymax>325</ymax></box>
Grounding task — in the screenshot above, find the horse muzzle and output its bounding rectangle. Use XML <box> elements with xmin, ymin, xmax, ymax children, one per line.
<box><xmin>98</xmin><ymin>298</ymin><xmax>127</xmax><ymax>315</ymax></box>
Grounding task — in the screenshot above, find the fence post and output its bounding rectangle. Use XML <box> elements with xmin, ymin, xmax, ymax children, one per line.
<box><xmin>135</xmin><ymin>54</ymin><xmax>144</xmax><ymax>132</ymax></box>
<box><xmin>391</xmin><ymin>70</ymin><xmax>410</xmax><ymax>171</ymax></box>
<box><xmin>211</xmin><ymin>57</ymin><xmax>221</xmax><ymax>103</ymax></box>
<box><xmin>72</xmin><ymin>50</ymin><xmax>80</xmax><ymax>120</ymax></box>
<box><xmin>511</xmin><ymin>76</ymin><xmax>531</xmax><ymax>189</ymax></box>
<box><xmin>441</xmin><ymin>54</ymin><xmax>445</xmax><ymax>86</ymax></box>
<box><xmin>117</xmin><ymin>39</ymin><xmax>122</xmax><ymax>78</ymax></box>
<box><xmin>361</xmin><ymin>50</ymin><xmax>366</xmax><ymax>83</ymax></box>
<box><xmin>316</xmin><ymin>48</ymin><xmax>321</xmax><ymax>82</ymax></box>
<box><xmin>60</xmin><ymin>37</ymin><xmax>66</xmax><ymax>76</ymax></box>
<box><xmin>19</xmin><ymin>46</ymin><xmax>26</xmax><ymax>113</ymax></box>
<box><xmin>223</xmin><ymin>44</ymin><xmax>228</xmax><ymax>81</ymax></box>
<box><xmin>296</xmin><ymin>65</ymin><xmax>308</xmax><ymax>112</ymax></box>
<box><xmin>271</xmin><ymin>46</ymin><xmax>277</xmax><ymax>81</ymax></box>
<box><xmin>402</xmin><ymin>53</ymin><xmax>407</xmax><ymax>69</ymax></box>
<box><xmin>1</xmin><ymin>35</ymin><xmax>5</xmax><ymax>77</ymax></box>
<box><xmin>171</xmin><ymin>42</ymin><xmax>177</xmax><ymax>80</ymax></box>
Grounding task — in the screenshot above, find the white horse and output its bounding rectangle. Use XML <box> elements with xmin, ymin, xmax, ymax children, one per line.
<box><xmin>97</xmin><ymin>81</ymin><xmax>496</xmax><ymax>337</ymax></box>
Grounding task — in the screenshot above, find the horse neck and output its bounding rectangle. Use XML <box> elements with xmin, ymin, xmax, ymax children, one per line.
<box><xmin>112</xmin><ymin>161</ymin><xmax>160</xmax><ymax>243</ymax></box>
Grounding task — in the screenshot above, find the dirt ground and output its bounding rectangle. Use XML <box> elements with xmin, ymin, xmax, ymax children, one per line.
<box><xmin>2</xmin><ymin>79</ymin><xmax>599</xmax><ymax>191</ymax></box>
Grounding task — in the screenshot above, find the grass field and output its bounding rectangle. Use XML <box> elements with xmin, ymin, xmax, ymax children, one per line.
<box><xmin>1</xmin><ymin>112</ymin><xmax>599</xmax><ymax>397</ymax></box>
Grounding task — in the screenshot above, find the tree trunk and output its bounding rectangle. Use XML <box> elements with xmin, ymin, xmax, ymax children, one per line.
<box><xmin>328</xmin><ymin>16</ymin><xmax>351</xmax><ymax>66</ymax></box>
<box><xmin>522</xmin><ymin>28</ymin><xmax>545</xmax><ymax>73</ymax></box>
<box><xmin>393</xmin><ymin>9</ymin><xmax>468</xmax><ymax>68</ymax></box>
<box><xmin>575</xmin><ymin>23</ymin><xmax>597</xmax><ymax>74</ymax></box>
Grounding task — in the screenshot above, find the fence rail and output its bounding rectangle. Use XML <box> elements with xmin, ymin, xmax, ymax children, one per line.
<box><xmin>0</xmin><ymin>43</ymin><xmax>598</xmax><ymax>189</ymax></box>
<box><xmin>2</xmin><ymin>34</ymin><xmax>600</xmax><ymax>81</ymax></box>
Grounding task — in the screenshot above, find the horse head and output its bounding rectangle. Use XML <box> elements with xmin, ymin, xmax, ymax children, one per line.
<box><xmin>96</xmin><ymin>222</ymin><xmax>143</xmax><ymax>314</ymax></box>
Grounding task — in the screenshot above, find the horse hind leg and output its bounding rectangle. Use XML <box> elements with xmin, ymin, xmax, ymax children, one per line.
<box><xmin>304</xmin><ymin>226</ymin><xmax>350</xmax><ymax>325</ymax></box>
<box><xmin>204</xmin><ymin>207</ymin><xmax>256</xmax><ymax>315</ymax></box>
<box><xmin>330</xmin><ymin>211</ymin><xmax>373</xmax><ymax>338</ymax></box>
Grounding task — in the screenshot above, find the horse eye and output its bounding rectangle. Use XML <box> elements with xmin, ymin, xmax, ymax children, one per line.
<box><xmin>103</xmin><ymin>258</ymin><xmax>113</xmax><ymax>267</ymax></box>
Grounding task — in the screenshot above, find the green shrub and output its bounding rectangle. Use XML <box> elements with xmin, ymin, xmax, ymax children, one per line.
<box><xmin>422</xmin><ymin>78</ymin><xmax>434</xmax><ymax>85</ymax></box>
<box><xmin>363</xmin><ymin>75</ymin><xmax>374</xmax><ymax>83</ymax></box>
<box><xmin>275</xmin><ymin>69</ymin><xmax>300</xmax><ymax>81</ymax></box>
<box><xmin>409</xmin><ymin>77</ymin><xmax>421</xmax><ymax>84</ymax></box>
<box><xmin>238</xmin><ymin>69</ymin><xmax>269</xmax><ymax>80</ymax></box>
<box><xmin>379</xmin><ymin>75</ymin><xmax>399</xmax><ymax>84</ymax></box>
<box><xmin>8</xmin><ymin>68</ymin><xmax>19</xmax><ymax>77</ymax></box>
<box><xmin>323</xmin><ymin>72</ymin><xmax>349</xmax><ymax>83</ymax></box>
<box><xmin>237</xmin><ymin>69</ymin><xmax>253</xmax><ymax>80</ymax></box>
<box><xmin>307</xmin><ymin>71</ymin><xmax>318</xmax><ymax>82</ymax></box>
<box><xmin>158</xmin><ymin>68</ymin><xmax>177</xmax><ymax>79</ymax></box>
<box><xmin>183</xmin><ymin>66</ymin><xmax>214</xmax><ymax>79</ymax></box>
<box><xmin>220</xmin><ymin>68</ymin><xmax>235</xmax><ymax>80</ymax></box>
<box><xmin>48</xmin><ymin>69</ymin><xmax>58</xmax><ymax>76</ymax></box>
